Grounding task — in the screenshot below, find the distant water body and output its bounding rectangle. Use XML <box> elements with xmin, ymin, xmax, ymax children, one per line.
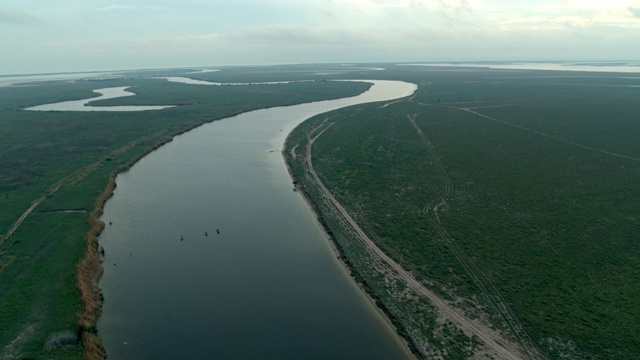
<box><xmin>96</xmin><ymin>80</ymin><xmax>417</xmax><ymax>359</ymax></box>
<box><xmin>159</xmin><ymin>76</ymin><xmax>308</xmax><ymax>86</ymax></box>
<box><xmin>404</xmin><ymin>62</ymin><xmax>640</xmax><ymax>74</ymax></box>
<box><xmin>0</xmin><ymin>69</ymin><xmax>218</xmax><ymax>87</ymax></box>
<box><xmin>0</xmin><ymin>71</ymin><xmax>120</xmax><ymax>87</ymax></box>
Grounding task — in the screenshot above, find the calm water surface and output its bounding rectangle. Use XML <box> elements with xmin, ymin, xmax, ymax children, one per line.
<box><xmin>160</xmin><ymin>76</ymin><xmax>307</xmax><ymax>86</ymax></box>
<box><xmin>25</xmin><ymin>87</ymin><xmax>174</xmax><ymax>111</ymax></box>
<box><xmin>97</xmin><ymin>80</ymin><xmax>417</xmax><ymax>359</ymax></box>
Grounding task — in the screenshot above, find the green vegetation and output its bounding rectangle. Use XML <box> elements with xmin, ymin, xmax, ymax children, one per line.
<box><xmin>0</xmin><ymin>68</ymin><xmax>370</xmax><ymax>359</ymax></box>
<box><xmin>286</xmin><ymin>67</ymin><xmax>640</xmax><ymax>359</ymax></box>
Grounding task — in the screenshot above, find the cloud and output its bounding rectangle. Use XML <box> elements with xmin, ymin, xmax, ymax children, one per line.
<box><xmin>98</xmin><ymin>5</ymin><xmax>163</xmax><ymax>13</ymax></box>
<box><xmin>630</xmin><ymin>7</ymin><xmax>640</xmax><ymax>18</ymax></box>
<box><xmin>438</xmin><ymin>0</ymin><xmax>472</xmax><ymax>11</ymax></box>
<box><xmin>37</xmin><ymin>25</ymin><xmax>377</xmax><ymax>56</ymax></box>
<box><xmin>226</xmin><ymin>25</ymin><xmax>373</xmax><ymax>46</ymax></box>
<box><xmin>0</xmin><ymin>8</ymin><xmax>45</xmax><ymax>26</ymax></box>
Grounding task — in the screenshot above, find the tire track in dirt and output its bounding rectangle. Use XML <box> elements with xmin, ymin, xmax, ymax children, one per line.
<box><xmin>408</xmin><ymin>114</ymin><xmax>538</xmax><ymax>359</ymax></box>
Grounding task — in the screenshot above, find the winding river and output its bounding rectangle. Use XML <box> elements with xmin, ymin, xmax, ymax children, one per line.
<box><xmin>95</xmin><ymin>80</ymin><xmax>417</xmax><ymax>359</ymax></box>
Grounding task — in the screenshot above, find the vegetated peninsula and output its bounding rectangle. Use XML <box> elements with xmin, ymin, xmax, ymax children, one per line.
<box><xmin>1</xmin><ymin>63</ymin><xmax>639</xmax><ymax>360</ymax></box>
<box><xmin>284</xmin><ymin>64</ymin><xmax>640</xmax><ymax>359</ymax></box>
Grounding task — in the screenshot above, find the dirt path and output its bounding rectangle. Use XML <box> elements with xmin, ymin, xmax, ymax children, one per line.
<box><xmin>0</xmin><ymin>130</ymin><xmax>166</xmax><ymax>246</ymax></box>
<box><xmin>302</xmin><ymin>119</ymin><xmax>535</xmax><ymax>360</ymax></box>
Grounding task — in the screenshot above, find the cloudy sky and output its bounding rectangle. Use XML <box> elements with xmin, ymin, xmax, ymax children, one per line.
<box><xmin>2</xmin><ymin>0</ymin><xmax>640</xmax><ymax>75</ymax></box>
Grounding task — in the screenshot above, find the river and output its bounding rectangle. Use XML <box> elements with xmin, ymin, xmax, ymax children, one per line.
<box><xmin>96</xmin><ymin>80</ymin><xmax>417</xmax><ymax>359</ymax></box>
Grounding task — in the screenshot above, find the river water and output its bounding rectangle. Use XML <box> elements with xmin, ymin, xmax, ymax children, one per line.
<box><xmin>96</xmin><ymin>80</ymin><xmax>417</xmax><ymax>359</ymax></box>
<box><xmin>25</xmin><ymin>87</ymin><xmax>174</xmax><ymax>112</ymax></box>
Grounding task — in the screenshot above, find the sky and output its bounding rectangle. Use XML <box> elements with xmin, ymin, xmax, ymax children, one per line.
<box><xmin>1</xmin><ymin>0</ymin><xmax>640</xmax><ymax>75</ymax></box>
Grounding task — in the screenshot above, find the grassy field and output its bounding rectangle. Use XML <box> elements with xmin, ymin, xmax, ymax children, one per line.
<box><xmin>285</xmin><ymin>66</ymin><xmax>640</xmax><ymax>359</ymax></box>
<box><xmin>0</xmin><ymin>68</ymin><xmax>370</xmax><ymax>359</ymax></box>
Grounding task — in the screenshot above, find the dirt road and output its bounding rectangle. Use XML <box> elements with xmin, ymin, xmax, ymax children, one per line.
<box><xmin>0</xmin><ymin>130</ymin><xmax>168</xmax><ymax>245</ymax></box>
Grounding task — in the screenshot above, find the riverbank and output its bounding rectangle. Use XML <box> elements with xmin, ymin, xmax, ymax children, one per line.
<box><xmin>78</xmin><ymin>117</ymin><xmax>239</xmax><ymax>358</ymax></box>
<box><xmin>282</xmin><ymin>134</ymin><xmax>420</xmax><ymax>359</ymax></box>
<box><xmin>77</xmin><ymin>135</ymin><xmax>175</xmax><ymax>359</ymax></box>
<box><xmin>78</xmin><ymin>110</ymin><xmax>290</xmax><ymax>359</ymax></box>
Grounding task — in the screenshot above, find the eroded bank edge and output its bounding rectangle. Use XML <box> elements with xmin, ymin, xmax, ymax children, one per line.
<box><xmin>282</xmin><ymin>127</ymin><xmax>421</xmax><ymax>359</ymax></box>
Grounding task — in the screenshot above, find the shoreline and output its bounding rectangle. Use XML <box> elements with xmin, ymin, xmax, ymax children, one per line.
<box><xmin>77</xmin><ymin>136</ymin><xmax>175</xmax><ymax>359</ymax></box>
<box><xmin>77</xmin><ymin>117</ymin><xmax>242</xmax><ymax>359</ymax></box>
<box><xmin>282</xmin><ymin>130</ymin><xmax>420</xmax><ymax>360</ymax></box>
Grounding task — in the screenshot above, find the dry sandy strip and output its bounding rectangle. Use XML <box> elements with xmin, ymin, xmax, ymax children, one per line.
<box><xmin>302</xmin><ymin>122</ymin><xmax>533</xmax><ymax>360</ymax></box>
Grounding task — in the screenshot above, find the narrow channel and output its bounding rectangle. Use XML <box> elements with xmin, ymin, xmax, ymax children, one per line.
<box><xmin>96</xmin><ymin>80</ymin><xmax>417</xmax><ymax>359</ymax></box>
